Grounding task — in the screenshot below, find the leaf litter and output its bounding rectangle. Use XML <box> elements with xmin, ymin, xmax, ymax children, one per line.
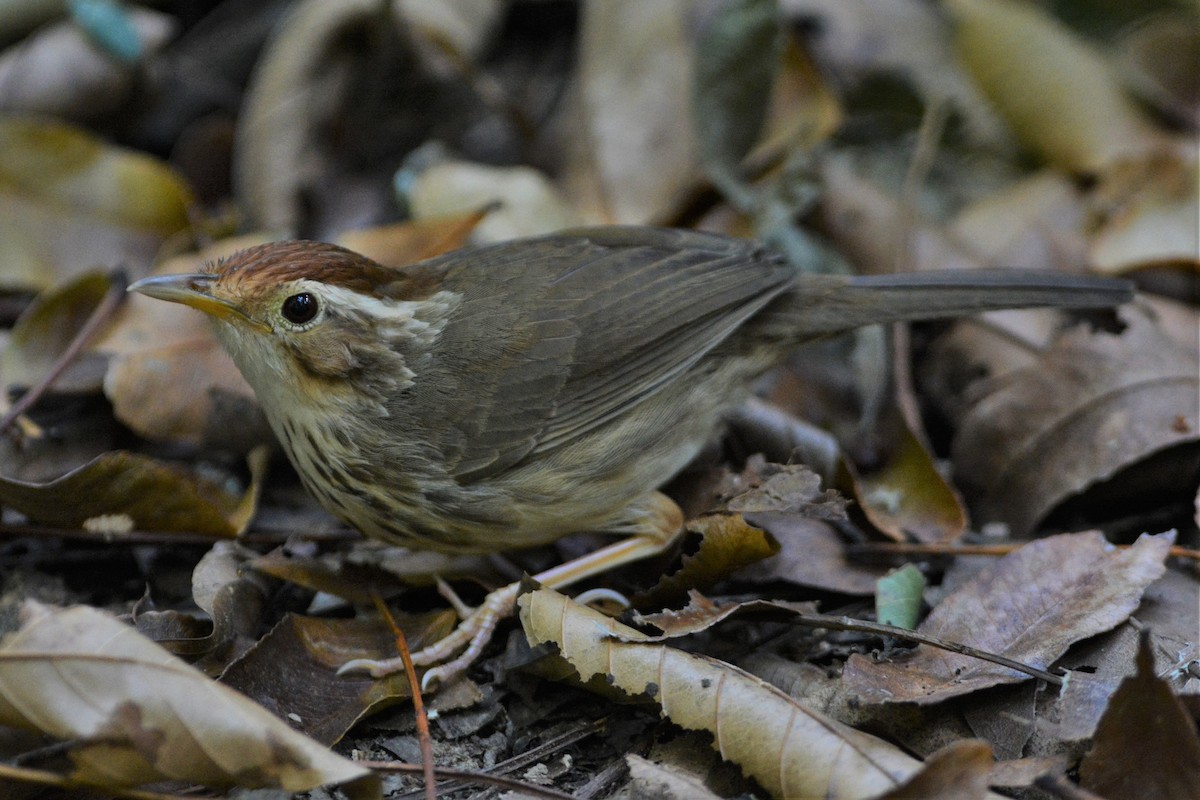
<box><xmin>0</xmin><ymin>1</ymin><xmax>1196</xmax><ymax>798</ymax></box>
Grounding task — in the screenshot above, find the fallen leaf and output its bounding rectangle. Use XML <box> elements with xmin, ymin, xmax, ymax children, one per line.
<box><xmin>738</xmin><ymin>514</ymin><xmax>887</xmax><ymax>595</ymax></box>
<box><xmin>519</xmin><ymin>586</ymin><xmax>1008</xmax><ymax>800</ymax></box>
<box><xmin>1089</xmin><ymin>155</ymin><xmax>1200</xmax><ymax>273</ymax></box>
<box><xmin>841</xmin><ymin>410</ymin><xmax>968</xmax><ymax>543</ymax></box>
<box><xmin>631</xmin><ymin>591</ymin><xmax>817</xmax><ymax>642</ymax></box>
<box><xmin>634</xmin><ymin>513</ymin><xmax>779</xmax><ymax>610</ymax></box>
<box><xmin>0</xmin><ymin>115</ymin><xmax>192</xmax><ymax>290</ymax></box>
<box><xmin>876</xmin><ymin>739</ymin><xmax>994</xmax><ymax>800</ymax></box>
<box><xmin>405</xmin><ymin>159</ymin><xmax>580</xmax><ymax>241</ymax></box>
<box><xmin>566</xmin><ymin>0</ymin><xmax>699</xmax><ymax>223</ymax></box>
<box><xmin>842</xmin><ymin>531</ymin><xmax>1172</xmax><ymax>704</ymax></box>
<box><xmin>625</xmin><ymin>752</ymin><xmax>725</xmax><ymax>800</ymax></box>
<box><xmin>98</xmin><ymin>234</ymin><xmax>268</xmax><ymax>448</ymax></box>
<box><xmin>233</xmin><ymin>0</ymin><xmax>377</xmax><ymax>232</ymax></box>
<box><xmin>0</xmin><ymin>603</ymin><xmax>379</xmax><ymax>797</ymax></box>
<box><xmin>336</xmin><ymin>207</ymin><xmax>494</xmax><ymax>266</ymax></box>
<box><xmin>947</xmin><ymin>0</ymin><xmax>1167</xmax><ymax>173</ymax></box>
<box><xmin>1079</xmin><ymin>631</ymin><xmax>1200</xmax><ymax>800</ymax></box>
<box><xmin>0</xmin><ymin>450</ymin><xmax>256</xmax><ymax>536</ymax></box>
<box><xmin>219</xmin><ymin>611</ymin><xmax>456</xmax><ymax>746</ymax></box>
<box><xmin>952</xmin><ymin>306</ymin><xmax>1200</xmax><ymax>535</ymax></box>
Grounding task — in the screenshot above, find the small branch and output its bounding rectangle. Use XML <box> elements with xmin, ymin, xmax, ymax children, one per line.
<box><xmin>359</xmin><ymin>761</ymin><xmax>576</xmax><ymax>800</ymax></box>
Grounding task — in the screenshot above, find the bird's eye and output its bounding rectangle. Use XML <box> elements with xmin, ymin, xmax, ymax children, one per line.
<box><xmin>281</xmin><ymin>292</ymin><xmax>319</xmax><ymax>325</ymax></box>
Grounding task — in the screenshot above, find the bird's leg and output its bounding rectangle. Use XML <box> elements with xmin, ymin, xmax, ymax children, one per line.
<box><xmin>339</xmin><ymin>492</ymin><xmax>684</xmax><ymax>689</ymax></box>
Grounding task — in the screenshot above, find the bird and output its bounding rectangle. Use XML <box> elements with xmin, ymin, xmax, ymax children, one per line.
<box><xmin>128</xmin><ymin>226</ymin><xmax>1132</xmax><ymax>687</ymax></box>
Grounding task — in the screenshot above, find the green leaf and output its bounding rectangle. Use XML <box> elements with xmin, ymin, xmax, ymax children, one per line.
<box><xmin>875</xmin><ymin>564</ymin><xmax>926</xmax><ymax>630</ymax></box>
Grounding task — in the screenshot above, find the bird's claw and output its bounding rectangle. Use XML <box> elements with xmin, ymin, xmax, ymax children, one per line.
<box><xmin>337</xmin><ymin>581</ymin><xmax>522</xmax><ymax>691</ymax></box>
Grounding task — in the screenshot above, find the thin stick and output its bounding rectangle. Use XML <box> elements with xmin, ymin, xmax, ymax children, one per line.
<box><xmin>0</xmin><ymin>271</ymin><xmax>128</xmax><ymax>435</ymax></box>
<box><xmin>358</xmin><ymin>761</ymin><xmax>576</xmax><ymax>799</ymax></box>
<box><xmin>850</xmin><ymin>541</ymin><xmax>1200</xmax><ymax>562</ymax></box>
<box><xmin>371</xmin><ymin>589</ymin><xmax>437</xmax><ymax>800</ymax></box>
<box><xmin>0</xmin><ymin>762</ymin><xmax>210</xmax><ymax>800</ymax></box>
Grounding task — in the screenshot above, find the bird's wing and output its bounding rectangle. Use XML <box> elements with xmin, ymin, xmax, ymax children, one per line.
<box><xmin>405</xmin><ymin>227</ymin><xmax>794</xmax><ymax>483</ymax></box>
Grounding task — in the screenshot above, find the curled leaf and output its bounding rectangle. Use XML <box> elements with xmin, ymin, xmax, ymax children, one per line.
<box><xmin>519</xmin><ymin>587</ymin><xmax>1007</xmax><ymax>800</ymax></box>
<box><xmin>0</xmin><ymin>603</ymin><xmax>379</xmax><ymax>797</ymax></box>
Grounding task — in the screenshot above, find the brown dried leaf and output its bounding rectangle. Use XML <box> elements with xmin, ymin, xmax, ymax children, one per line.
<box><xmin>625</xmin><ymin>752</ymin><xmax>725</xmax><ymax>800</ymax></box>
<box><xmin>519</xmin><ymin>587</ymin><xmax>1007</xmax><ymax>800</ymax></box>
<box><xmin>953</xmin><ymin>307</ymin><xmax>1200</xmax><ymax>535</ymax></box>
<box><xmin>631</xmin><ymin>591</ymin><xmax>817</xmax><ymax>642</ymax></box>
<box><xmin>842</xmin><ymin>531</ymin><xmax>1173</xmax><ymax>704</ymax></box>
<box><xmin>635</xmin><ymin>514</ymin><xmax>779</xmax><ymax>610</ymax></box>
<box><xmin>336</xmin><ymin>208</ymin><xmax>494</xmax><ymax>266</ymax></box>
<box><xmin>219</xmin><ymin>611</ymin><xmax>456</xmax><ymax>746</ymax></box>
<box><xmin>1088</xmin><ymin>155</ymin><xmax>1200</xmax><ymax>274</ymax></box>
<box><xmin>842</xmin><ymin>412</ymin><xmax>968</xmax><ymax>543</ymax></box>
<box><xmin>875</xmin><ymin>739</ymin><xmax>994</xmax><ymax>800</ymax></box>
<box><xmin>99</xmin><ymin>234</ymin><xmax>268</xmax><ymax>448</ymax></box>
<box><xmin>0</xmin><ymin>116</ymin><xmax>192</xmax><ymax>291</ymax></box>
<box><xmin>739</xmin><ymin>514</ymin><xmax>886</xmax><ymax>595</ymax></box>
<box><xmin>0</xmin><ymin>450</ymin><xmax>255</xmax><ymax>536</ymax></box>
<box><xmin>1079</xmin><ymin>631</ymin><xmax>1200</xmax><ymax>800</ymax></box>
<box><xmin>0</xmin><ymin>603</ymin><xmax>379</xmax><ymax>797</ymax></box>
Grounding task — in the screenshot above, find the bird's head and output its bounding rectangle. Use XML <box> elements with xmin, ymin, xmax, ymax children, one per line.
<box><xmin>128</xmin><ymin>241</ymin><xmax>456</xmax><ymax>407</ymax></box>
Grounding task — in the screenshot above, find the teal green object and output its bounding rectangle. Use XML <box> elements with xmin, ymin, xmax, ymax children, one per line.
<box><xmin>69</xmin><ymin>0</ymin><xmax>142</xmax><ymax>65</ymax></box>
<box><xmin>876</xmin><ymin>563</ymin><xmax>926</xmax><ymax>630</ymax></box>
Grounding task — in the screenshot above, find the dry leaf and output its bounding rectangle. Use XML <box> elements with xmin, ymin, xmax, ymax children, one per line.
<box><xmin>0</xmin><ymin>450</ymin><xmax>256</xmax><ymax>536</ymax></box>
<box><xmin>233</xmin><ymin>0</ymin><xmax>378</xmax><ymax>232</ymax></box>
<box><xmin>947</xmin><ymin>0</ymin><xmax>1167</xmax><ymax>173</ymax></box>
<box><xmin>625</xmin><ymin>752</ymin><xmax>726</xmax><ymax>800</ymax></box>
<box><xmin>0</xmin><ymin>603</ymin><xmax>379</xmax><ymax>797</ymax></box>
<box><xmin>739</xmin><ymin>514</ymin><xmax>886</xmax><ymax>595</ymax></box>
<box><xmin>1089</xmin><ymin>155</ymin><xmax>1200</xmax><ymax>274</ymax></box>
<box><xmin>841</xmin><ymin>410</ymin><xmax>968</xmax><ymax>544</ymax></box>
<box><xmin>98</xmin><ymin>234</ymin><xmax>267</xmax><ymax>447</ymax></box>
<box><xmin>405</xmin><ymin>159</ymin><xmax>580</xmax><ymax>241</ymax></box>
<box><xmin>0</xmin><ymin>115</ymin><xmax>192</xmax><ymax>290</ymax></box>
<box><xmin>953</xmin><ymin>306</ymin><xmax>1199</xmax><ymax>535</ymax></box>
<box><xmin>631</xmin><ymin>592</ymin><xmax>817</xmax><ymax>642</ymax></box>
<box><xmin>634</xmin><ymin>513</ymin><xmax>779</xmax><ymax>609</ymax></box>
<box><xmin>567</xmin><ymin>0</ymin><xmax>699</xmax><ymax>223</ymax></box>
<box><xmin>219</xmin><ymin>611</ymin><xmax>456</xmax><ymax>745</ymax></box>
<box><xmin>876</xmin><ymin>739</ymin><xmax>994</xmax><ymax>800</ymax></box>
<box><xmin>519</xmin><ymin>586</ymin><xmax>1008</xmax><ymax>800</ymax></box>
<box><xmin>1079</xmin><ymin>631</ymin><xmax>1200</xmax><ymax>800</ymax></box>
<box><xmin>842</xmin><ymin>531</ymin><xmax>1173</xmax><ymax>704</ymax></box>
<box><xmin>336</xmin><ymin>207</ymin><xmax>494</xmax><ymax>266</ymax></box>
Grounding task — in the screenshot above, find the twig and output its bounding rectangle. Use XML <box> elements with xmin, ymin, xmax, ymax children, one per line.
<box><xmin>850</xmin><ymin>541</ymin><xmax>1200</xmax><ymax>562</ymax></box>
<box><xmin>359</xmin><ymin>761</ymin><xmax>576</xmax><ymax>799</ymax></box>
<box><xmin>791</xmin><ymin>612</ymin><xmax>1064</xmax><ymax>685</ymax></box>
<box><xmin>372</xmin><ymin>589</ymin><xmax>437</xmax><ymax>800</ymax></box>
<box><xmin>0</xmin><ymin>271</ymin><xmax>128</xmax><ymax>436</ymax></box>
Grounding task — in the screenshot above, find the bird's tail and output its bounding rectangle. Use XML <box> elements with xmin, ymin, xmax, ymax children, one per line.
<box><xmin>762</xmin><ymin>269</ymin><xmax>1134</xmax><ymax>340</ymax></box>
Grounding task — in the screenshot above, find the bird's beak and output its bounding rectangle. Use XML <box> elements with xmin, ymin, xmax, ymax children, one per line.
<box><xmin>127</xmin><ymin>274</ymin><xmax>269</xmax><ymax>332</ymax></box>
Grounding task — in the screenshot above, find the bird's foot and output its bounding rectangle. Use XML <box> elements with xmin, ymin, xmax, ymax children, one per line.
<box><xmin>337</xmin><ymin>581</ymin><xmax>521</xmax><ymax>691</ymax></box>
